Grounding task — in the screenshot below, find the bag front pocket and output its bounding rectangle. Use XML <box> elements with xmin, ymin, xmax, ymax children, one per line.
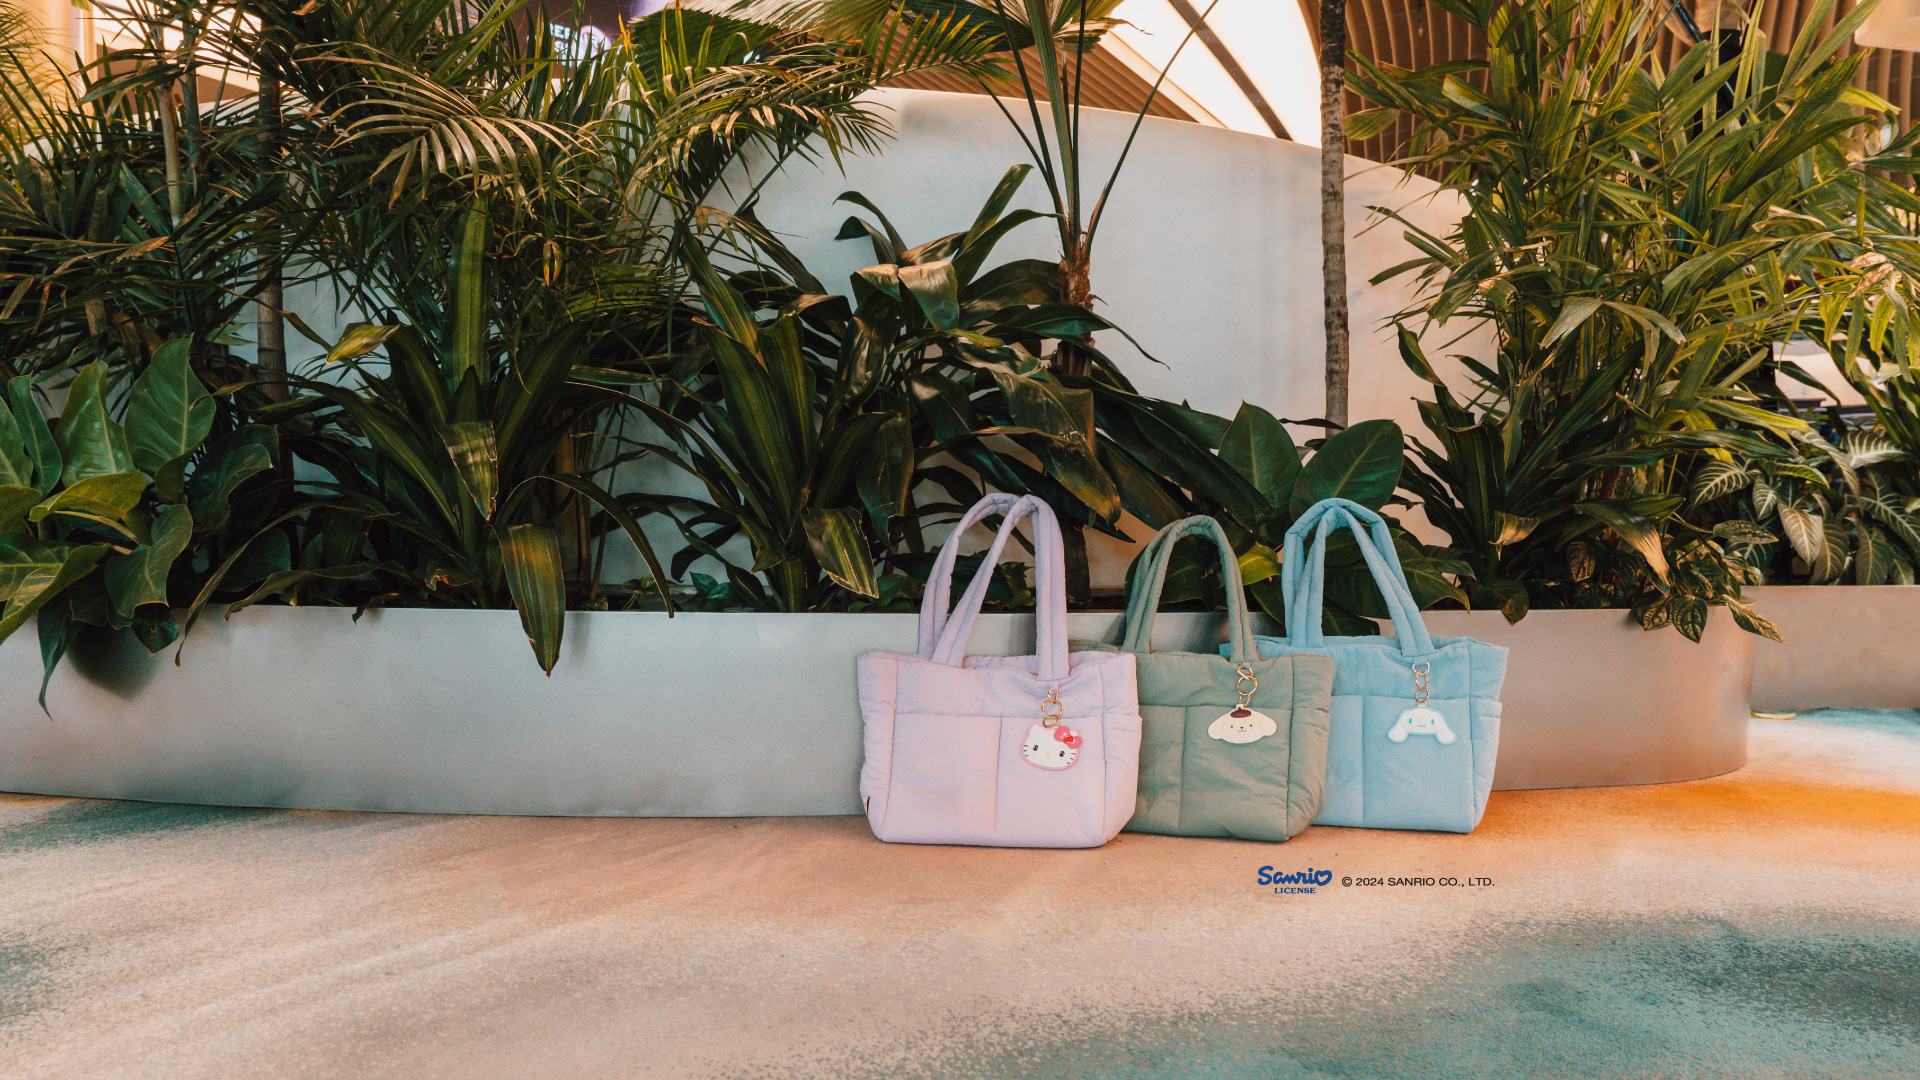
<box><xmin>1359</xmin><ymin>695</ymin><xmax>1476</xmax><ymax>833</ymax></box>
<box><xmin>881</xmin><ymin>710</ymin><xmax>1001</xmax><ymax>845</ymax></box>
<box><xmin>993</xmin><ymin>714</ymin><xmax>1108</xmax><ymax>847</ymax></box>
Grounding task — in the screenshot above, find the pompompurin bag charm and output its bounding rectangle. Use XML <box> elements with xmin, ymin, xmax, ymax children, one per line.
<box><xmin>1207</xmin><ymin>664</ymin><xmax>1278</xmax><ymax>744</ymax></box>
<box><xmin>1023</xmin><ymin>685</ymin><xmax>1081</xmax><ymax>770</ymax></box>
<box><xmin>1387</xmin><ymin>660</ymin><xmax>1456</xmax><ymax>744</ymax></box>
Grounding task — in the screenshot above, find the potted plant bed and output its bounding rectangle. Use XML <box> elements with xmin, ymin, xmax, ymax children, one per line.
<box><xmin>0</xmin><ymin>606</ymin><xmax>1240</xmax><ymax>817</ymax></box>
<box><xmin>1407</xmin><ymin>608</ymin><xmax>1754</xmax><ymax>790</ymax></box>
<box><xmin>1744</xmin><ymin>585</ymin><xmax>1920</xmax><ymax>711</ymax></box>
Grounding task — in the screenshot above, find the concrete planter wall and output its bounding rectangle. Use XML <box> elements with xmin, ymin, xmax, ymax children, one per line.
<box><xmin>1412</xmin><ymin>609</ymin><xmax>1753</xmax><ymax>790</ymax></box>
<box><xmin>1746</xmin><ymin>585</ymin><xmax>1920</xmax><ymax>711</ymax></box>
<box><xmin>1</xmin><ymin>604</ymin><xmax>1752</xmax><ymax>815</ymax></box>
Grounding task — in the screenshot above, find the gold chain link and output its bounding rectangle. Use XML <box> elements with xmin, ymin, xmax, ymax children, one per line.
<box><xmin>1235</xmin><ymin>664</ymin><xmax>1258</xmax><ymax>710</ymax></box>
<box><xmin>1041</xmin><ymin>685</ymin><xmax>1063</xmax><ymax>727</ymax></box>
<box><xmin>1411</xmin><ymin>660</ymin><xmax>1431</xmax><ymax>706</ymax></box>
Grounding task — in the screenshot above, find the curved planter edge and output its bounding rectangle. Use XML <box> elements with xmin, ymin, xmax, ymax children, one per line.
<box><xmin>1410</xmin><ymin>608</ymin><xmax>1753</xmax><ymax>791</ymax></box>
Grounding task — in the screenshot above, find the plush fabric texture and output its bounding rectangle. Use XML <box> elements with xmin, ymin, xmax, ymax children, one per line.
<box><xmin>1245</xmin><ymin>499</ymin><xmax>1507</xmax><ymax>834</ymax></box>
<box><xmin>1086</xmin><ymin>516</ymin><xmax>1334</xmax><ymax>842</ymax></box>
<box><xmin>858</xmin><ymin>494</ymin><xmax>1142</xmax><ymax>848</ymax></box>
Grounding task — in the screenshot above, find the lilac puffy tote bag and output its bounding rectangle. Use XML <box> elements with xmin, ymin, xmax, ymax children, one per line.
<box><xmin>857</xmin><ymin>494</ymin><xmax>1142</xmax><ymax>848</ymax></box>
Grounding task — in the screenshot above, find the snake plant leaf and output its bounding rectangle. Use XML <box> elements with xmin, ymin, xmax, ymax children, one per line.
<box><xmin>7</xmin><ymin>378</ymin><xmax>60</xmax><ymax>496</ymax></box>
<box><xmin>897</xmin><ymin>260</ymin><xmax>960</xmax><ymax>330</ymax></box>
<box><xmin>0</xmin><ymin>537</ymin><xmax>109</xmax><ymax>644</ymax></box>
<box><xmin>856</xmin><ymin>415</ymin><xmax>915</xmax><ymax>534</ymax></box>
<box><xmin>1219</xmin><ymin>403</ymin><xmax>1300</xmax><ymax>511</ymax></box>
<box><xmin>0</xmin><ymin>485</ymin><xmax>36</xmax><ymax>531</ymax></box>
<box><xmin>189</xmin><ymin>427</ymin><xmax>278</xmax><ymax>534</ymax></box>
<box><xmin>803</xmin><ymin>507</ymin><xmax>879</xmax><ymax>598</ymax></box>
<box><xmin>56</xmin><ymin>362</ymin><xmax>136</xmax><ymax>485</ymax></box>
<box><xmin>1578</xmin><ymin>500</ymin><xmax>1670</xmax><ymax>583</ymax></box>
<box><xmin>29</xmin><ymin>472</ymin><xmax>147</xmax><ymax>537</ymax></box>
<box><xmin>500</xmin><ymin>523</ymin><xmax>566</xmax><ymax>674</ymax></box>
<box><xmin>435</xmin><ymin>421</ymin><xmax>499</xmax><ymax>516</ymax></box>
<box><xmin>1289</xmin><ymin>419</ymin><xmax>1404</xmax><ymax>517</ymax></box>
<box><xmin>103</xmin><ymin>502</ymin><xmax>192</xmax><ymax>617</ymax></box>
<box><xmin>1775</xmin><ymin>503</ymin><xmax>1824</xmax><ymax>565</ymax></box>
<box><xmin>446</xmin><ymin>210</ymin><xmax>490</xmax><ymax>383</ymax></box>
<box><xmin>125</xmin><ymin>338</ymin><xmax>215</xmax><ymax>481</ymax></box>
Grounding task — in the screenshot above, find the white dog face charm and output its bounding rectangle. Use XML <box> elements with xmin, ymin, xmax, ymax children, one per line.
<box><xmin>1208</xmin><ymin>707</ymin><xmax>1278</xmax><ymax>744</ymax></box>
<box><xmin>1387</xmin><ymin>705</ymin><xmax>1456</xmax><ymax>745</ymax></box>
<box><xmin>1023</xmin><ymin>723</ymin><xmax>1081</xmax><ymax>770</ymax></box>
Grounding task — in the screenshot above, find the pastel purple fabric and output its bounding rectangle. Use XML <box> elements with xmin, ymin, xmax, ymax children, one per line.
<box><xmin>857</xmin><ymin>494</ymin><xmax>1142</xmax><ymax>847</ymax></box>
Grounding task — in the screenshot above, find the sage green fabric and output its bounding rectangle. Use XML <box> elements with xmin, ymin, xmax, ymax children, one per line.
<box><xmin>1091</xmin><ymin>517</ymin><xmax>1334</xmax><ymax>842</ymax></box>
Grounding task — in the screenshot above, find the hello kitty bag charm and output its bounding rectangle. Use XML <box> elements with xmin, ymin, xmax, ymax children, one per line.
<box><xmin>1024</xmin><ymin>687</ymin><xmax>1082</xmax><ymax>769</ymax></box>
<box><xmin>855</xmin><ymin>493</ymin><xmax>1141</xmax><ymax>848</ymax></box>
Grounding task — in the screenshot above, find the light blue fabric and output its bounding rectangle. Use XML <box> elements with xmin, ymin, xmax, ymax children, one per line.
<box><xmin>1234</xmin><ymin>498</ymin><xmax>1508</xmax><ymax>833</ymax></box>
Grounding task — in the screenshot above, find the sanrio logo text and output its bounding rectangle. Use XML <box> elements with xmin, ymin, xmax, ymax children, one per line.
<box><xmin>1258</xmin><ymin>867</ymin><xmax>1334</xmax><ymax>893</ymax></box>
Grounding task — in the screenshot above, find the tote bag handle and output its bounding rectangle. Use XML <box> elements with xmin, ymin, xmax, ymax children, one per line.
<box><xmin>918</xmin><ymin>491</ymin><xmax>1025</xmax><ymax>657</ymax></box>
<box><xmin>1115</xmin><ymin>516</ymin><xmax>1256</xmax><ymax>662</ymax></box>
<box><xmin>919</xmin><ymin>495</ymin><xmax>1071</xmax><ymax>681</ymax></box>
<box><xmin>1281</xmin><ymin>498</ymin><xmax>1435</xmax><ymax>657</ymax></box>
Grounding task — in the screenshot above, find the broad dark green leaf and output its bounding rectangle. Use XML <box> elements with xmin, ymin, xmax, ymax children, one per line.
<box><xmin>500</xmin><ymin>523</ymin><xmax>566</xmax><ymax>675</ymax></box>
<box><xmin>7</xmin><ymin>377</ymin><xmax>60</xmax><ymax>495</ymax></box>
<box><xmin>857</xmin><ymin>415</ymin><xmax>914</xmax><ymax>534</ymax></box>
<box><xmin>0</xmin><ymin>397</ymin><xmax>31</xmax><ymax>489</ymax></box>
<box><xmin>0</xmin><ymin>485</ymin><xmax>36</xmax><ymax>530</ymax></box>
<box><xmin>447</xmin><ymin>210</ymin><xmax>491</xmax><ymax>382</ymax></box>
<box><xmin>56</xmin><ymin>362</ymin><xmax>136</xmax><ymax>485</ymax></box>
<box><xmin>29</xmin><ymin>473</ymin><xmax>147</xmax><ymax>538</ymax></box>
<box><xmin>1290</xmin><ymin>420</ymin><xmax>1404</xmax><ymax>516</ymax></box>
<box><xmin>189</xmin><ymin>427</ymin><xmax>278</xmax><ymax>533</ymax></box>
<box><xmin>1219</xmin><ymin>403</ymin><xmax>1300</xmax><ymax>511</ymax></box>
<box><xmin>103</xmin><ymin>503</ymin><xmax>192</xmax><ymax>617</ymax></box>
<box><xmin>125</xmin><ymin>338</ymin><xmax>214</xmax><ymax>478</ymax></box>
<box><xmin>0</xmin><ymin>537</ymin><xmax>109</xmax><ymax>644</ymax></box>
<box><xmin>1577</xmin><ymin>501</ymin><xmax>1670</xmax><ymax>582</ymax></box>
<box><xmin>898</xmin><ymin>260</ymin><xmax>961</xmax><ymax>330</ymax></box>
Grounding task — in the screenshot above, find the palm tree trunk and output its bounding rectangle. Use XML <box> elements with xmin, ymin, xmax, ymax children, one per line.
<box><xmin>1320</xmin><ymin>0</ymin><xmax>1350</xmax><ymax>427</ymax></box>
<box><xmin>256</xmin><ymin>71</ymin><xmax>287</xmax><ymax>402</ymax></box>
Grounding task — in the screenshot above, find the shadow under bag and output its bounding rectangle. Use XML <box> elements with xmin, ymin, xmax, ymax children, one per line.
<box><xmin>857</xmin><ymin>493</ymin><xmax>1142</xmax><ymax>848</ymax></box>
<box><xmin>1090</xmin><ymin>516</ymin><xmax>1335</xmax><ymax>842</ymax></box>
<box><xmin>1246</xmin><ymin>499</ymin><xmax>1507</xmax><ymax>834</ymax></box>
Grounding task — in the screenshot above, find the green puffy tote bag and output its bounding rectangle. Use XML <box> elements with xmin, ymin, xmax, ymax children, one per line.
<box><xmin>1099</xmin><ymin>516</ymin><xmax>1335</xmax><ymax>842</ymax></box>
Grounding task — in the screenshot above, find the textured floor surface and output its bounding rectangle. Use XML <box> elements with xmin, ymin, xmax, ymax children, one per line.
<box><xmin>2</xmin><ymin>712</ymin><xmax>1918</xmax><ymax>1080</ymax></box>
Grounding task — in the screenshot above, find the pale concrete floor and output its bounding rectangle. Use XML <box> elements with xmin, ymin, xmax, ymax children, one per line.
<box><xmin>3</xmin><ymin>714</ymin><xmax>1918</xmax><ymax>1079</ymax></box>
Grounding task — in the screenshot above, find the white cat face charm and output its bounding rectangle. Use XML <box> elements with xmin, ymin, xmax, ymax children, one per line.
<box><xmin>1208</xmin><ymin>707</ymin><xmax>1278</xmax><ymax>744</ymax></box>
<box><xmin>1023</xmin><ymin>722</ymin><xmax>1081</xmax><ymax>770</ymax></box>
<box><xmin>1388</xmin><ymin>705</ymin><xmax>1456</xmax><ymax>745</ymax></box>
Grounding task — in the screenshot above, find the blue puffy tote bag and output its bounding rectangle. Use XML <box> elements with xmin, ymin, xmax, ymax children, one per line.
<box><xmin>1245</xmin><ymin>498</ymin><xmax>1507</xmax><ymax>833</ymax></box>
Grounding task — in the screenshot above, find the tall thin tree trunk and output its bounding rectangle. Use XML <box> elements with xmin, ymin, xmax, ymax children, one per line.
<box><xmin>1320</xmin><ymin>0</ymin><xmax>1350</xmax><ymax>427</ymax></box>
<box><xmin>256</xmin><ymin>70</ymin><xmax>287</xmax><ymax>402</ymax></box>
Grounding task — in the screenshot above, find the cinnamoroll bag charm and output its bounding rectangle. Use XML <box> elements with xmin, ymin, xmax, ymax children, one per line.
<box><xmin>1208</xmin><ymin>665</ymin><xmax>1278</xmax><ymax>744</ymax></box>
<box><xmin>1024</xmin><ymin>686</ymin><xmax>1081</xmax><ymax>770</ymax></box>
<box><xmin>1388</xmin><ymin>660</ymin><xmax>1456</xmax><ymax>744</ymax></box>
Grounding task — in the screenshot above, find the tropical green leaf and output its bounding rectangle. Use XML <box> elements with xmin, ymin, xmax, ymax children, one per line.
<box><xmin>328</xmin><ymin>322</ymin><xmax>403</xmax><ymax>364</ymax></box>
<box><xmin>189</xmin><ymin>428</ymin><xmax>278</xmax><ymax>533</ymax></box>
<box><xmin>5</xmin><ymin>376</ymin><xmax>58</xmax><ymax>496</ymax></box>
<box><xmin>1777</xmin><ymin>503</ymin><xmax>1824</xmax><ymax>564</ymax></box>
<box><xmin>857</xmin><ymin>415</ymin><xmax>914</xmax><ymax>534</ymax></box>
<box><xmin>500</xmin><ymin>523</ymin><xmax>566</xmax><ymax>675</ymax></box>
<box><xmin>125</xmin><ymin>338</ymin><xmax>215</xmax><ymax>478</ymax></box>
<box><xmin>435</xmin><ymin>421</ymin><xmax>499</xmax><ymax>516</ymax></box>
<box><xmin>1691</xmin><ymin>461</ymin><xmax>1753</xmax><ymax>505</ymax></box>
<box><xmin>1577</xmin><ymin>501</ymin><xmax>1669</xmax><ymax>582</ymax></box>
<box><xmin>1290</xmin><ymin>420</ymin><xmax>1404</xmax><ymax>516</ymax></box>
<box><xmin>29</xmin><ymin>472</ymin><xmax>146</xmax><ymax>534</ymax></box>
<box><xmin>103</xmin><ymin>503</ymin><xmax>193</xmax><ymax>617</ymax></box>
<box><xmin>1490</xmin><ymin>512</ymin><xmax>1538</xmax><ymax>546</ymax></box>
<box><xmin>56</xmin><ymin>362</ymin><xmax>136</xmax><ymax>484</ymax></box>
<box><xmin>897</xmin><ymin>259</ymin><xmax>960</xmax><ymax>329</ymax></box>
<box><xmin>804</xmin><ymin>507</ymin><xmax>879</xmax><ymax>597</ymax></box>
<box><xmin>0</xmin><ymin>484</ymin><xmax>36</xmax><ymax>530</ymax></box>
<box><xmin>0</xmin><ymin>537</ymin><xmax>109</xmax><ymax>644</ymax></box>
<box><xmin>1219</xmin><ymin>403</ymin><xmax>1300</xmax><ymax>511</ymax></box>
